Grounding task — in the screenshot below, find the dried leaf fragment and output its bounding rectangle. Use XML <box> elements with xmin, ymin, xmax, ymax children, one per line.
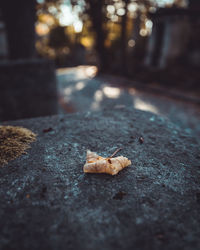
<box><xmin>83</xmin><ymin>150</ymin><xmax>131</xmax><ymax>175</ymax></box>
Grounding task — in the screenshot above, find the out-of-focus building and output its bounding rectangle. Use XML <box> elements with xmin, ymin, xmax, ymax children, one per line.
<box><xmin>0</xmin><ymin>1</ymin><xmax>58</xmax><ymax>121</ymax></box>
<box><xmin>0</xmin><ymin>9</ymin><xmax>8</xmax><ymax>60</ymax></box>
<box><xmin>145</xmin><ymin>1</ymin><xmax>200</xmax><ymax>69</ymax></box>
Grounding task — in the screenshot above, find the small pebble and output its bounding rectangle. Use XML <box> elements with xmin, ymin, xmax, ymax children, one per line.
<box><xmin>139</xmin><ymin>137</ymin><xmax>144</xmax><ymax>144</ymax></box>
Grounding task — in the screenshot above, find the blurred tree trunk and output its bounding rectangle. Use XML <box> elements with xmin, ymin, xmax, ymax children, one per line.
<box><xmin>1</xmin><ymin>0</ymin><xmax>36</xmax><ymax>59</ymax></box>
<box><xmin>120</xmin><ymin>0</ymin><xmax>130</xmax><ymax>76</ymax></box>
<box><xmin>131</xmin><ymin>12</ymin><xmax>141</xmax><ymax>71</ymax></box>
<box><xmin>151</xmin><ymin>19</ymin><xmax>165</xmax><ymax>67</ymax></box>
<box><xmin>87</xmin><ymin>0</ymin><xmax>107</xmax><ymax>72</ymax></box>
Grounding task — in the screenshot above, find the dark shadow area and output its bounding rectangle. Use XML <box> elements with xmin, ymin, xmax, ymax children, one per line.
<box><xmin>0</xmin><ymin>0</ymin><xmax>58</xmax><ymax>121</ymax></box>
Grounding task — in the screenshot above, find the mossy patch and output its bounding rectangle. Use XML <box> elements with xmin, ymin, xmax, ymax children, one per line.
<box><xmin>0</xmin><ymin>126</ymin><xmax>36</xmax><ymax>166</ymax></box>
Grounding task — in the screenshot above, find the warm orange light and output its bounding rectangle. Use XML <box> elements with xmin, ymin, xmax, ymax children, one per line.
<box><xmin>35</xmin><ymin>23</ymin><xmax>50</xmax><ymax>36</ymax></box>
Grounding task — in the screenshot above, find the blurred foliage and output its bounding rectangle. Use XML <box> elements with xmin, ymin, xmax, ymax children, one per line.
<box><xmin>36</xmin><ymin>0</ymin><xmax>189</xmax><ymax>71</ymax></box>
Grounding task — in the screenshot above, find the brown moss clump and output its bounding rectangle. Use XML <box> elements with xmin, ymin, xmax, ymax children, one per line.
<box><xmin>0</xmin><ymin>126</ymin><xmax>36</xmax><ymax>166</ymax></box>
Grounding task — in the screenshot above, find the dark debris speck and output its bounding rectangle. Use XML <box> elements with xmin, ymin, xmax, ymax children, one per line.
<box><xmin>40</xmin><ymin>185</ymin><xmax>47</xmax><ymax>198</ymax></box>
<box><xmin>155</xmin><ymin>233</ymin><xmax>165</xmax><ymax>241</ymax></box>
<box><xmin>138</xmin><ymin>137</ymin><xmax>144</xmax><ymax>144</ymax></box>
<box><xmin>113</xmin><ymin>191</ymin><xmax>127</xmax><ymax>200</ymax></box>
<box><xmin>196</xmin><ymin>192</ymin><xmax>200</xmax><ymax>203</ymax></box>
<box><xmin>43</xmin><ymin>127</ymin><xmax>53</xmax><ymax>133</ymax></box>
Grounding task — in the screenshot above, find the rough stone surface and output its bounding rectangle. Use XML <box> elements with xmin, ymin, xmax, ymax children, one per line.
<box><xmin>0</xmin><ymin>108</ymin><xmax>200</xmax><ymax>250</ymax></box>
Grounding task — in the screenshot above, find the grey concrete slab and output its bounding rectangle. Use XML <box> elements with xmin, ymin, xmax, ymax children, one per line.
<box><xmin>0</xmin><ymin>108</ymin><xmax>200</xmax><ymax>250</ymax></box>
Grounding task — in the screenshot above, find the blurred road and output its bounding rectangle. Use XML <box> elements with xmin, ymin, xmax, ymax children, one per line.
<box><xmin>57</xmin><ymin>66</ymin><xmax>200</xmax><ymax>137</ymax></box>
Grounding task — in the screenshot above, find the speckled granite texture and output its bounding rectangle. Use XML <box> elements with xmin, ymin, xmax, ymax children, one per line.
<box><xmin>0</xmin><ymin>108</ymin><xmax>200</xmax><ymax>250</ymax></box>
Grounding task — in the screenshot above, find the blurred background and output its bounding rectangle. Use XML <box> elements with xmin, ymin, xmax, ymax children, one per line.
<box><xmin>0</xmin><ymin>0</ymin><xmax>200</xmax><ymax>135</ymax></box>
<box><xmin>34</xmin><ymin>0</ymin><xmax>200</xmax><ymax>82</ymax></box>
